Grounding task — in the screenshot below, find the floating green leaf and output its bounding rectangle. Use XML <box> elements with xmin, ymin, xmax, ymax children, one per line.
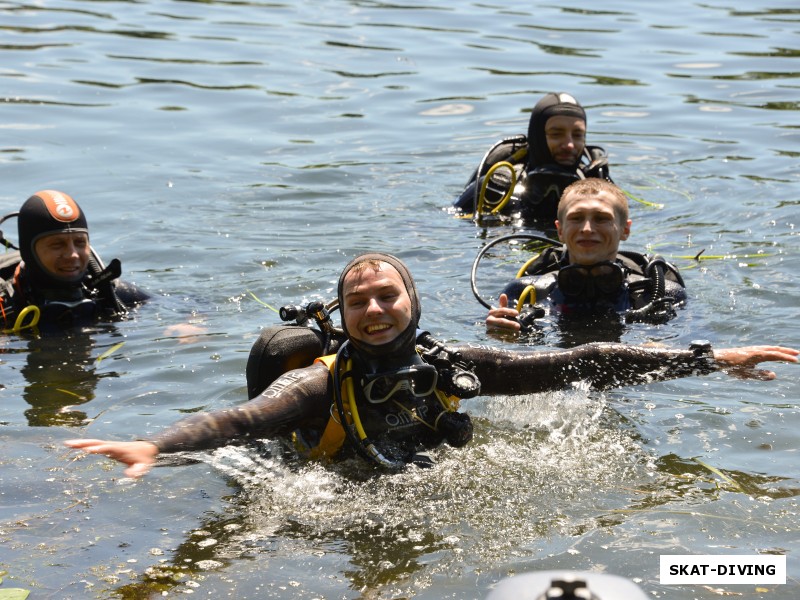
<box><xmin>622</xmin><ymin>188</ymin><xmax>664</xmax><ymax>209</ymax></box>
<box><xmin>692</xmin><ymin>457</ymin><xmax>744</xmax><ymax>492</ymax></box>
<box><xmin>0</xmin><ymin>573</ymin><xmax>30</xmax><ymax>600</ymax></box>
<box><xmin>0</xmin><ymin>589</ymin><xmax>31</xmax><ymax>599</ymax></box>
<box><xmin>55</xmin><ymin>388</ymin><xmax>84</xmax><ymax>400</ymax></box>
<box><xmin>94</xmin><ymin>341</ymin><xmax>126</xmax><ymax>365</ymax></box>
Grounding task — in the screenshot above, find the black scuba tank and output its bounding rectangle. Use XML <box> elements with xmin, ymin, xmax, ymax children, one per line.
<box><xmin>246</xmin><ymin>325</ymin><xmax>333</xmax><ymax>398</ymax></box>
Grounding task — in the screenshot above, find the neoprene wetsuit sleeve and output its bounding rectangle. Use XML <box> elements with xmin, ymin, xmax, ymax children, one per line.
<box><xmin>148</xmin><ymin>363</ymin><xmax>332</xmax><ymax>454</ymax></box>
<box><xmin>115</xmin><ymin>280</ymin><xmax>150</xmax><ymax>306</ymax></box>
<box><xmin>455</xmin><ymin>342</ymin><xmax>719</xmax><ymax>395</ymax></box>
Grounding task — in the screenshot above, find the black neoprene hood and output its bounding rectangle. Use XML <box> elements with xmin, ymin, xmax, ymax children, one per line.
<box><xmin>337</xmin><ymin>252</ymin><xmax>421</xmax><ymax>362</ymax></box>
<box><xmin>527</xmin><ymin>92</ymin><xmax>587</xmax><ymax>167</ymax></box>
<box><xmin>17</xmin><ymin>190</ymin><xmax>89</xmax><ymax>287</ymax></box>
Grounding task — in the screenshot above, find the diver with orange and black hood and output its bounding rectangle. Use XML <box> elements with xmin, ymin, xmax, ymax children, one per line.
<box><xmin>1</xmin><ymin>190</ymin><xmax>148</xmax><ymax>331</ymax></box>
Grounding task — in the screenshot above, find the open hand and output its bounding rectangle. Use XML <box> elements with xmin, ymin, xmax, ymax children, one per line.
<box><xmin>64</xmin><ymin>439</ymin><xmax>159</xmax><ymax>478</ymax></box>
<box><xmin>714</xmin><ymin>345</ymin><xmax>799</xmax><ymax>380</ymax></box>
<box><xmin>486</xmin><ymin>293</ymin><xmax>522</xmax><ymax>332</ymax></box>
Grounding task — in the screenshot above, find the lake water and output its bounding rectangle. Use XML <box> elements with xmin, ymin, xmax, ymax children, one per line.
<box><xmin>1</xmin><ymin>1</ymin><xmax>798</xmax><ymax>598</ymax></box>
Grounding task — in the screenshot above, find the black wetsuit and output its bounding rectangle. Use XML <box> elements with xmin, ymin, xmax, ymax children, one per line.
<box><xmin>148</xmin><ymin>341</ymin><xmax>716</xmax><ymax>458</ymax></box>
<box><xmin>453</xmin><ymin>137</ymin><xmax>612</xmax><ymax>223</ymax></box>
<box><xmin>0</xmin><ymin>251</ymin><xmax>148</xmax><ymax>331</ymax></box>
<box><xmin>500</xmin><ymin>246</ymin><xmax>686</xmax><ymax>324</ymax></box>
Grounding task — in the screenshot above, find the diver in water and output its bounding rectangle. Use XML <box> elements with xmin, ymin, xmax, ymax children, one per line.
<box><xmin>65</xmin><ymin>252</ymin><xmax>797</xmax><ymax>476</ymax></box>
<box><xmin>0</xmin><ymin>190</ymin><xmax>149</xmax><ymax>332</ymax></box>
<box><xmin>453</xmin><ymin>92</ymin><xmax>612</xmax><ymax>224</ymax></box>
<box><xmin>485</xmin><ymin>178</ymin><xmax>684</xmax><ymax>334</ymax></box>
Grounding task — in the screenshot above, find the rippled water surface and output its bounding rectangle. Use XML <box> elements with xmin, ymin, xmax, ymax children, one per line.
<box><xmin>1</xmin><ymin>1</ymin><xmax>799</xmax><ymax>598</ymax></box>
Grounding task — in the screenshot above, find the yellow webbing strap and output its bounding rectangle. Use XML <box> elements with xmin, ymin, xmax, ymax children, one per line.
<box><xmin>434</xmin><ymin>389</ymin><xmax>460</xmax><ymax>412</ymax></box>
<box><xmin>307</xmin><ymin>354</ymin><xmax>348</xmax><ymax>460</ymax></box>
<box><xmin>508</xmin><ymin>146</ymin><xmax>528</xmax><ymax>163</ymax></box>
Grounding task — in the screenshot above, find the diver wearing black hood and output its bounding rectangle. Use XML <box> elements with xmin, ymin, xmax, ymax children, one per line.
<box><xmin>337</xmin><ymin>252</ymin><xmax>421</xmax><ymax>364</ymax></box>
<box><xmin>0</xmin><ymin>190</ymin><xmax>148</xmax><ymax>331</ymax></box>
<box><xmin>65</xmin><ymin>253</ymin><xmax>799</xmax><ymax>477</ymax></box>
<box><xmin>326</xmin><ymin>252</ymin><xmax>474</xmax><ymax>466</ymax></box>
<box><xmin>453</xmin><ymin>92</ymin><xmax>612</xmax><ymax>224</ymax></box>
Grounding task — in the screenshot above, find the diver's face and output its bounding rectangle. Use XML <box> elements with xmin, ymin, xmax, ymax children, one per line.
<box><xmin>545</xmin><ymin>115</ymin><xmax>587</xmax><ymax>166</ymax></box>
<box><xmin>556</xmin><ymin>191</ymin><xmax>630</xmax><ymax>265</ymax></box>
<box><xmin>343</xmin><ymin>263</ymin><xmax>412</xmax><ymax>346</ymax></box>
<box><xmin>33</xmin><ymin>231</ymin><xmax>90</xmax><ymax>282</ymax></box>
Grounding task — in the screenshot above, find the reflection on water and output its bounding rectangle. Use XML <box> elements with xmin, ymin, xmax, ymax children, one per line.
<box><xmin>19</xmin><ymin>328</ymin><xmax>122</xmax><ymax>427</ymax></box>
<box><xmin>97</xmin><ymin>386</ymin><xmax>800</xmax><ymax>598</ymax></box>
<box><xmin>91</xmin><ymin>388</ymin><xmax>650</xmax><ymax>597</ymax></box>
<box><xmin>1</xmin><ymin>0</ymin><xmax>799</xmax><ymax>598</ymax></box>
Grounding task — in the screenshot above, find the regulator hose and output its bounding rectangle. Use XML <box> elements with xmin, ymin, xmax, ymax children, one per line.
<box><xmin>471</xmin><ymin>233</ymin><xmax>561</xmax><ymax>310</ymax></box>
<box><xmin>332</xmin><ymin>341</ymin><xmax>406</xmax><ymax>470</ymax></box>
<box><xmin>625</xmin><ymin>257</ymin><xmax>675</xmax><ymax>324</ymax></box>
<box><xmin>471</xmin><ymin>135</ymin><xmax>527</xmax><ymax>215</ymax></box>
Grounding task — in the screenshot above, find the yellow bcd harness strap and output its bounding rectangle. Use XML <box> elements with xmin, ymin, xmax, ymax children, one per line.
<box><xmin>300</xmin><ymin>353</ymin><xmax>462</xmax><ymax>461</ymax></box>
<box><xmin>305</xmin><ymin>354</ymin><xmax>348</xmax><ymax>460</ymax></box>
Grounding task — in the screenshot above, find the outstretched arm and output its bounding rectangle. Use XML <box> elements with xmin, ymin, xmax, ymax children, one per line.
<box><xmin>713</xmin><ymin>346</ymin><xmax>799</xmax><ymax>380</ymax></box>
<box><xmin>64</xmin><ymin>363</ymin><xmax>333</xmax><ymax>478</ymax></box>
<box><xmin>456</xmin><ymin>342</ymin><xmax>798</xmax><ymax>396</ymax></box>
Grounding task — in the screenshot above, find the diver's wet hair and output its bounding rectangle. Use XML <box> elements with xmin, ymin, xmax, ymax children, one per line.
<box><xmin>558</xmin><ymin>178</ymin><xmax>629</xmax><ymax>225</ymax></box>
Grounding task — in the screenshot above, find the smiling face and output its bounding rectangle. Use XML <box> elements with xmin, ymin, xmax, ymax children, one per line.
<box><xmin>545</xmin><ymin>115</ymin><xmax>587</xmax><ymax>167</ymax></box>
<box><xmin>556</xmin><ymin>187</ymin><xmax>631</xmax><ymax>265</ymax></box>
<box><xmin>33</xmin><ymin>231</ymin><xmax>90</xmax><ymax>282</ymax></box>
<box><xmin>342</xmin><ymin>262</ymin><xmax>413</xmax><ymax>346</ymax></box>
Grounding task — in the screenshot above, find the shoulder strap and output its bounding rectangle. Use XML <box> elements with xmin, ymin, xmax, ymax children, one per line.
<box><xmin>314</xmin><ymin>354</ymin><xmax>336</xmax><ymax>369</ymax></box>
<box><xmin>306</xmin><ymin>354</ymin><xmax>347</xmax><ymax>460</ymax></box>
<box><xmin>618</xmin><ymin>251</ymin><xmax>685</xmax><ymax>286</ymax></box>
<box><xmin>617</xmin><ymin>250</ymin><xmax>649</xmax><ymax>276</ymax></box>
<box><xmin>478</xmin><ymin>135</ymin><xmax>528</xmax><ymax>176</ymax></box>
<box><xmin>85</xmin><ymin>249</ymin><xmax>128</xmax><ymax>316</ymax></box>
<box><xmin>521</xmin><ymin>246</ymin><xmax>567</xmax><ymax>277</ymax></box>
<box><xmin>580</xmin><ymin>146</ymin><xmax>611</xmax><ymax>179</ymax></box>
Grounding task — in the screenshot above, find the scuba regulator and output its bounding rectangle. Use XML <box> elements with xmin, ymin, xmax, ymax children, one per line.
<box><xmin>276</xmin><ymin>299</ymin><xmax>481</xmax><ymax>469</ymax></box>
<box><xmin>471</xmin><ymin>232</ymin><xmax>562</xmax><ymax>332</ymax></box>
<box><xmin>417</xmin><ymin>332</ymin><xmax>481</xmax><ymax>400</ymax></box>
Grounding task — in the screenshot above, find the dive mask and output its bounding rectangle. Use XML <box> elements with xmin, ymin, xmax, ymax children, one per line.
<box><xmin>557</xmin><ymin>261</ymin><xmax>624</xmax><ymax>299</ymax></box>
<box><xmin>39</xmin><ymin>298</ymin><xmax>97</xmax><ymax>323</ymax></box>
<box><xmin>362</xmin><ymin>362</ymin><xmax>438</xmax><ymax>404</ymax></box>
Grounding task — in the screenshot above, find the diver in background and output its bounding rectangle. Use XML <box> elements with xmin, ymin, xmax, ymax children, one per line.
<box><xmin>0</xmin><ymin>190</ymin><xmax>148</xmax><ymax>332</ymax></box>
<box><xmin>1</xmin><ymin>190</ymin><xmax>208</xmax><ymax>426</ymax></box>
<box><xmin>485</xmin><ymin>179</ymin><xmax>684</xmax><ymax>336</ymax></box>
<box><xmin>453</xmin><ymin>92</ymin><xmax>612</xmax><ymax>225</ymax></box>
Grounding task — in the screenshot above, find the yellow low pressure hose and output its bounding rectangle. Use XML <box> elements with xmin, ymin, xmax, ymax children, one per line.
<box><xmin>476</xmin><ymin>161</ymin><xmax>517</xmax><ymax>215</ymax></box>
<box><xmin>7</xmin><ymin>304</ymin><xmax>40</xmax><ymax>334</ymax></box>
<box><xmin>515</xmin><ymin>285</ymin><xmax>536</xmax><ymax>312</ymax></box>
